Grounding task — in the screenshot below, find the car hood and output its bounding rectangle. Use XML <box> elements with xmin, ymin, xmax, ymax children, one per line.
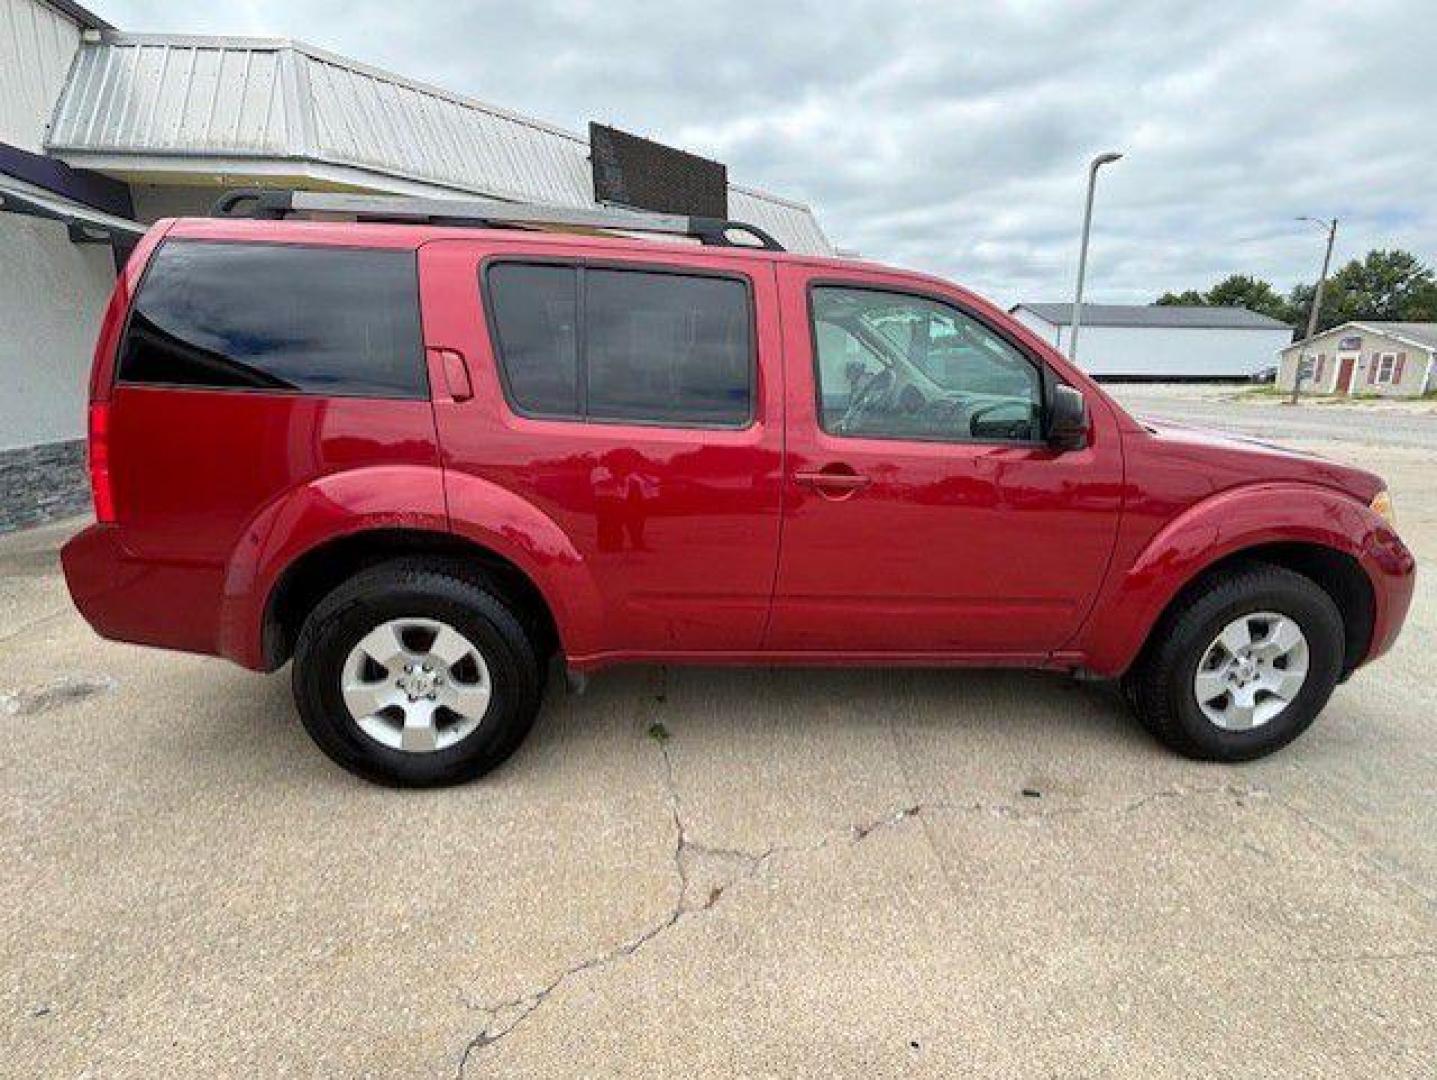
<box><xmin>1133</xmin><ymin>416</ymin><xmax>1385</xmax><ymax>503</ymax></box>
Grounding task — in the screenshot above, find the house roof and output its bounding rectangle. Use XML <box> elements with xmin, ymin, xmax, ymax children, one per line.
<box><xmin>1282</xmin><ymin>321</ymin><xmax>1437</xmax><ymax>354</ymax></box>
<box><xmin>1013</xmin><ymin>302</ymin><xmax>1291</xmax><ymax>330</ymax></box>
<box><xmin>43</xmin><ymin>33</ymin><xmax>832</xmax><ymax>255</ymax></box>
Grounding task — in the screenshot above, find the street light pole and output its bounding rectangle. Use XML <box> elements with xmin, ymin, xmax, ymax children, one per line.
<box><xmin>1288</xmin><ymin>216</ymin><xmax>1338</xmax><ymax>406</ymax></box>
<box><xmin>1069</xmin><ymin>150</ymin><xmax>1123</xmax><ymax>362</ymax></box>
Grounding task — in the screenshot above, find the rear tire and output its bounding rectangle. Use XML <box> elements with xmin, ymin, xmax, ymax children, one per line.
<box><xmin>292</xmin><ymin>560</ymin><xmax>543</xmax><ymax>786</ymax></box>
<box><xmin>1125</xmin><ymin>564</ymin><xmax>1344</xmax><ymax>761</ymax></box>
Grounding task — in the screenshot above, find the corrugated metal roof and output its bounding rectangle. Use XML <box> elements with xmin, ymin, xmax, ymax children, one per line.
<box><xmin>50</xmin><ymin>37</ymin><xmax>292</xmax><ymax>156</ymax></box>
<box><xmin>45</xmin><ymin>33</ymin><xmax>832</xmax><ymax>254</ymax></box>
<box><xmin>1015</xmin><ymin>302</ymin><xmax>1291</xmax><ymax>330</ymax></box>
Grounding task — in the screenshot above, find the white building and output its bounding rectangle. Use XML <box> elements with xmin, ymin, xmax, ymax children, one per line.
<box><xmin>1277</xmin><ymin>322</ymin><xmax>1437</xmax><ymax>398</ymax></box>
<box><xmin>1010</xmin><ymin>303</ymin><xmax>1292</xmax><ymax>381</ymax></box>
<box><xmin>0</xmin><ymin>0</ymin><xmax>832</xmax><ymax>531</ymax></box>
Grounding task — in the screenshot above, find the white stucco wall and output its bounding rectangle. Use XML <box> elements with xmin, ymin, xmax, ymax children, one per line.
<box><xmin>0</xmin><ymin>1</ymin><xmax>114</xmax><ymax>452</ymax></box>
<box><xmin>0</xmin><ymin>0</ymin><xmax>83</xmax><ymax>153</ymax></box>
<box><xmin>0</xmin><ymin>211</ymin><xmax>116</xmax><ymax>449</ymax></box>
<box><xmin>1010</xmin><ymin>311</ymin><xmax>1288</xmax><ymax>379</ymax></box>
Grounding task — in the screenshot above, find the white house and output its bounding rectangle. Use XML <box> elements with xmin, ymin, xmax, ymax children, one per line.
<box><xmin>0</xmin><ymin>0</ymin><xmax>832</xmax><ymax>531</ymax></box>
<box><xmin>1010</xmin><ymin>303</ymin><xmax>1292</xmax><ymax>381</ymax></box>
<box><xmin>1277</xmin><ymin>322</ymin><xmax>1437</xmax><ymax>398</ymax></box>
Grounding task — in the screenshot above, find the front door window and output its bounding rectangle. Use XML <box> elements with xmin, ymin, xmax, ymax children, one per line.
<box><xmin>810</xmin><ymin>287</ymin><xmax>1043</xmax><ymax>443</ymax></box>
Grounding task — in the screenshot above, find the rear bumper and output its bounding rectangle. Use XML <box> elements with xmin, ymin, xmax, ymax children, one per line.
<box><xmin>60</xmin><ymin>524</ymin><xmax>227</xmax><ymax>659</ymax></box>
<box><xmin>1359</xmin><ymin>525</ymin><xmax>1416</xmax><ymax>666</ymax></box>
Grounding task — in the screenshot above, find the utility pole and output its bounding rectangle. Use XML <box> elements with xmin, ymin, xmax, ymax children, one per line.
<box><xmin>1069</xmin><ymin>151</ymin><xmax>1123</xmax><ymax>362</ymax></box>
<box><xmin>1288</xmin><ymin>216</ymin><xmax>1338</xmax><ymax>405</ymax></box>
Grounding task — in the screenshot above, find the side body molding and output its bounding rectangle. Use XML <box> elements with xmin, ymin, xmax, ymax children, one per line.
<box><xmin>1074</xmin><ymin>481</ymin><xmax>1407</xmax><ymax>677</ymax></box>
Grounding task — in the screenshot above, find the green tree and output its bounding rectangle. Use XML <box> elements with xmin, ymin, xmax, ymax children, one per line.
<box><xmin>1156</xmin><ymin>289</ymin><xmax>1205</xmax><ymax>306</ymax></box>
<box><xmin>1160</xmin><ymin>250</ymin><xmax>1437</xmax><ymax>338</ymax></box>
<box><xmin>1201</xmin><ymin>274</ymin><xmax>1293</xmax><ymax>322</ymax></box>
<box><xmin>1155</xmin><ymin>277</ymin><xmax>1294</xmax><ymax>323</ymax></box>
<box><xmin>1325</xmin><ymin>250</ymin><xmax>1437</xmax><ymax>327</ymax></box>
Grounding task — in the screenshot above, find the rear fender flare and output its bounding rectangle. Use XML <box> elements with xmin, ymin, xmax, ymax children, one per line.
<box><xmin>217</xmin><ymin>466</ymin><xmax>600</xmax><ymax>668</ymax></box>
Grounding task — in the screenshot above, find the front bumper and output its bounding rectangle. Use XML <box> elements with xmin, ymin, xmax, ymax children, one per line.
<box><xmin>1360</xmin><ymin>523</ymin><xmax>1416</xmax><ymax>666</ymax></box>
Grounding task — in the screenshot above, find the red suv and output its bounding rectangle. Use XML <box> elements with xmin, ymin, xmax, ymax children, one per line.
<box><xmin>61</xmin><ymin>192</ymin><xmax>1415</xmax><ymax>786</ymax></box>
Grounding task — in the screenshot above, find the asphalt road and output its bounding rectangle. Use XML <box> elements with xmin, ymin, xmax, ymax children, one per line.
<box><xmin>1109</xmin><ymin>383</ymin><xmax>1437</xmax><ymax>449</ymax></box>
<box><xmin>2</xmin><ymin>388</ymin><xmax>1433</xmax><ymax>1077</ymax></box>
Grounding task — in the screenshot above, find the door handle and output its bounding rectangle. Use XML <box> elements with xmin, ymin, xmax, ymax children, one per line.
<box><xmin>429</xmin><ymin>347</ymin><xmax>473</xmax><ymax>402</ymax></box>
<box><xmin>794</xmin><ymin>467</ymin><xmax>871</xmax><ymax>495</ymax></box>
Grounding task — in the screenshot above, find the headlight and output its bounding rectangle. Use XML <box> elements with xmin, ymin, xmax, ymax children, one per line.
<box><xmin>1370</xmin><ymin>489</ymin><xmax>1396</xmax><ymax>526</ymax></box>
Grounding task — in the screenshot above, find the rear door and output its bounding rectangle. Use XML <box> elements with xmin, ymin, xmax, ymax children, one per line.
<box><xmin>767</xmin><ymin>264</ymin><xmax>1123</xmax><ymax>656</ymax></box>
<box><xmin>420</xmin><ymin>240</ymin><xmax>784</xmax><ymax>658</ymax></box>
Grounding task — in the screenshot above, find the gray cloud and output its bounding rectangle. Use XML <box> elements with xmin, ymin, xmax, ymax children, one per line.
<box><xmin>97</xmin><ymin>0</ymin><xmax>1437</xmax><ymax>306</ymax></box>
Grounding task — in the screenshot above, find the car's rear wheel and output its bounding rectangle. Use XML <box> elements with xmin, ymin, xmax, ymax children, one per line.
<box><xmin>1125</xmin><ymin>564</ymin><xmax>1345</xmax><ymax>761</ymax></box>
<box><xmin>292</xmin><ymin>561</ymin><xmax>543</xmax><ymax>786</ymax></box>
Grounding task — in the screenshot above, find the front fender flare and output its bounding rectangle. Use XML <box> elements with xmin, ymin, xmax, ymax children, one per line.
<box><xmin>1075</xmin><ymin>482</ymin><xmax>1395</xmax><ymax>676</ymax></box>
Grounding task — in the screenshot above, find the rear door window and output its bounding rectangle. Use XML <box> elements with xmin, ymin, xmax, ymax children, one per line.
<box><xmin>485</xmin><ymin>262</ymin><xmax>753</xmax><ymax>428</ymax></box>
<box><xmin>118</xmin><ymin>240</ymin><xmax>426</xmax><ymax>398</ymax></box>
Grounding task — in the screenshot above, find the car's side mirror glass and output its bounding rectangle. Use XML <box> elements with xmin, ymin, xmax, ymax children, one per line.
<box><xmin>1047</xmin><ymin>383</ymin><xmax>1088</xmax><ymax>451</ymax></box>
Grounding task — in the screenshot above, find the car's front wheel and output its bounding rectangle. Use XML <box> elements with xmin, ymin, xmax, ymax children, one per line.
<box><xmin>291</xmin><ymin>560</ymin><xmax>543</xmax><ymax>786</ymax></box>
<box><xmin>1125</xmin><ymin>564</ymin><xmax>1345</xmax><ymax>761</ymax></box>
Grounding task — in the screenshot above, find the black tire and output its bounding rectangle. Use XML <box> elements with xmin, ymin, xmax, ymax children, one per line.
<box><xmin>1124</xmin><ymin>564</ymin><xmax>1345</xmax><ymax>762</ymax></box>
<box><xmin>291</xmin><ymin>560</ymin><xmax>543</xmax><ymax>787</ymax></box>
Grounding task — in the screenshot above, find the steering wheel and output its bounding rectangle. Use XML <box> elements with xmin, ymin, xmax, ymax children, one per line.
<box><xmin>838</xmin><ymin>368</ymin><xmax>894</xmax><ymax>433</ymax></box>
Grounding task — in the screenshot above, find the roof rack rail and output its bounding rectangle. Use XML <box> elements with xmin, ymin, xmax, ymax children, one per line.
<box><xmin>210</xmin><ymin>188</ymin><xmax>786</xmax><ymax>251</ymax></box>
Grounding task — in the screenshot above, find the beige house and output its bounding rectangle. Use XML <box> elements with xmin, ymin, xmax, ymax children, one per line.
<box><xmin>1277</xmin><ymin>322</ymin><xmax>1437</xmax><ymax>397</ymax></box>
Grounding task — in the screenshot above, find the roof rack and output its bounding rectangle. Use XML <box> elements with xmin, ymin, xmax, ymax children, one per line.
<box><xmin>210</xmin><ymin>188</ymin><xmax>786</xmax><ymax>251</ymax></box>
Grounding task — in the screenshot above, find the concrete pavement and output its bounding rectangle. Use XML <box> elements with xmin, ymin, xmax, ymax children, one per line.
<box><xmin>1</xmin><ymin>396</ymin><xmax>1433</xmax><ymax>1077</ymax></box>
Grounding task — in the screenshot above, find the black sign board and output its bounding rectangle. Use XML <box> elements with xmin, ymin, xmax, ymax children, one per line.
<box><xmin>589</xmin><ymin>123</ymin><xmax>727</xmax><ymax>219</ymax></box>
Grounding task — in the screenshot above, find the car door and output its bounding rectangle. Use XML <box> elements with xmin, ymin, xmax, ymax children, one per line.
<box><xmin>419</xmin><ymin>239</ymin><xmax>784</xmax><ymax>659</ymax></box>
<box><xmin>766</xmin><ymin>265</ymin><xmax>1123</xmax><ymax>656</ymax></box>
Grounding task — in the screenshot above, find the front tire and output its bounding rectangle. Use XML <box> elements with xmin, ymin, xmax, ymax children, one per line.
<box><xmin>1125</xmin><ymin>564</ymin><xmax>1345</xmax><ymax>761</ymax></box>
<box><xmin>291</xmin><ymin>560</ymin><xmax>543</xmax><ymax>786</ymax></box>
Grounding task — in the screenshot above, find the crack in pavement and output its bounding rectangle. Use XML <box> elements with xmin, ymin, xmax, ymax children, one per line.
<box><xmin>454</xmin><ymin>722</ymin><xmax>1264</xmax><ymax>1076</ymax></box>
<box><xmin>454</xmin><ymin>733</ymin><xmax>749</xmax><ymax>1078</ymax></box>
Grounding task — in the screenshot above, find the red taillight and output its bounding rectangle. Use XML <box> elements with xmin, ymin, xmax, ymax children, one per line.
<box><xmin>88</xmin><ymin>402</ymin><xmax>115</xmax><ymax>523</ymax></box>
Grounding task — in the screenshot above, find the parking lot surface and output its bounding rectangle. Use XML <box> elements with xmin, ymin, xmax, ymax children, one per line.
<box><xmin>2</xmin><ymin>385</ymin><xmax>1434</xmax><ymax>1077</ymax></box>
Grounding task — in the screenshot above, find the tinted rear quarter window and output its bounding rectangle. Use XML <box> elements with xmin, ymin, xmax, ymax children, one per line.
<box><xmin>485</xmin><ymin>262</ymin><xmax>752</xmax><ymax>427</ymax></box>
<box><xmin>485</xmin><ymin>263</ymin><xmax>579</xmax><ymax>415</ymax></box>
<box><xmin>119</xmin><ymin>240</ymin><xmax>426</xmax><ymax>398</ymax></box>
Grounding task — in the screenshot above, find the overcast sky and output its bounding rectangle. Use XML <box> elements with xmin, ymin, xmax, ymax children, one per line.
<box><xmin>94</xmin><ymin>0</ymin><xmax>1436</xmax><ymax>307</ymax></box>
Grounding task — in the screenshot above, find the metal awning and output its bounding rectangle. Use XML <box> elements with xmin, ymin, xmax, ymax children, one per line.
<box><xmin>0</xmin><ymin>175</ymin><xmax>146</xmax><ymax>246</ymax></box>
<box><xmin>45</xmin><ymin>34</ymin><xmax>833</xmax><ymax>255</ymax></box>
